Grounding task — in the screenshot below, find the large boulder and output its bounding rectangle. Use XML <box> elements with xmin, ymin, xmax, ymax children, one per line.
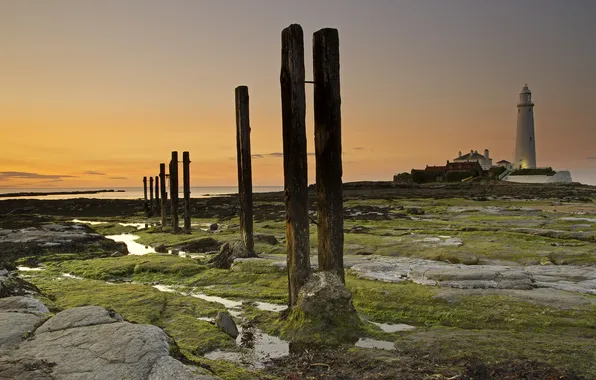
<box><xmin>295</xmin><ymin>272</ymin><xmax>356</xmax><ymax>321</ymax></box>
<box><xmin>0</xmin><ymin>304</ymin><xmax>219</xmax><ymax>380</ymax></box>
<box><xmin>284</xmin><ymin>272</ymin><xmax>362</xmax><ymax>345</ymax></box>
<box><xmin>209</xmin><ymin>241</ymin><xmax>254</xmax><ymax>269</ymax></box>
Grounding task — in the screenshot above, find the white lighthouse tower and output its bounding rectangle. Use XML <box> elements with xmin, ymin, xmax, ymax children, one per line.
<box><xmin>514</xmin><ymin>85</ymin><xmax>536</xmax><ymax>169</ymax></box>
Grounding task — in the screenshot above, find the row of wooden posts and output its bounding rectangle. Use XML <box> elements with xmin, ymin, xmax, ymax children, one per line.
<box><xmin>142</xmin><ymin>24</ymin><xmax>342</xmax><ymax>308</ymax></box>
<box><xmin>142</xmin><ymin>151</ymin><xmax>192</xmax><ymax>233</ymax></box>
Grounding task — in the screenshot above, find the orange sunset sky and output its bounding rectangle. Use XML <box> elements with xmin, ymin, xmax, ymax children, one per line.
<box><xmin>1</xmin><ymin>0</ymin><xmax>595</xmax><ymax>188</ymax></box>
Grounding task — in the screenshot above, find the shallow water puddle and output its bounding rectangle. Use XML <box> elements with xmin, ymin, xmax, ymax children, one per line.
<box><xmin>254</xmin><ymin>302</ymin><xmax>288</xmax><ymax>313</ymax></box>
<box><xmin>106</xmin><ymin>234</ymin><xmax>155</xmax><ymax>255</ymax></box>
<box><xmin>369</xmin><ymin>321</ymin><xmax>416</xmax><ymax>333</ymax></box>
<box><xmin>72</xmin><ymin>219</ymin><xmax>148</xmax><ymax>229</ymax></box>
<box><xmin>355</xmin><ymin>338</ymin><xmax>396</xmax><ymax>350</ymax></box>
<box><xmin>204</xmin><ymin>326</ymin><xmax>290</xmax><ymax>368</ymax></box>
<box><xmin>61</xmin><ymin>273</ymin><xmax>84</xmax><ymax>280</ymax></box>
<box><xmin>17</xmin><ymin>266</ymin><xmax>44</xmax><ymax>272</ymax></box>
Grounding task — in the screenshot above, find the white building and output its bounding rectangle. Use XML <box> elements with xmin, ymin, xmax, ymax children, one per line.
<box><xmin>514</xmin><ymin>85</ymin><xmax>537</xmax><ymax>169</ymax></box>
<box><xmin>454</xmin><ymin>149</ymin><xmax>493</xmax><ymax>170</ymax></box>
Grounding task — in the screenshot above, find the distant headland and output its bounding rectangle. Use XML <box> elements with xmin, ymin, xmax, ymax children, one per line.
<box><xmin>0</xmin><ymin>189</ymin><xmax>125</xmax><ymax>198</ymax></box>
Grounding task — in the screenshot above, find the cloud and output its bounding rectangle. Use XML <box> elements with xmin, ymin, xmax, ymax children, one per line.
<box><xmin>83</xmin><ymin>170</ymin><xmax>106</xmax><ymax>176</ymax></box>
<box><xmin>109</xmin><ymin>176</ymin><xmax>127</xmax><ymax>180</ymax></box>
<box><xmin>353</xmin><ymin>147</ymin><xmax>365</xmax><ymax>150</ymax></box>
<box><xmin>0</xmin><ymin>171</ymin><xmax>77</xmax><ymax>181</ymax></box>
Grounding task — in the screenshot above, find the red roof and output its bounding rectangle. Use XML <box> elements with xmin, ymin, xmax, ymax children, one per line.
<box><xmin>446</xmin><ymin>161</ymin><xmax>482</xmax><ymax>171</ymax></box>
<box><xmin>425</xmin><ymin>165</ymin><xmax>447</xmax><ymax>172</ymax></box>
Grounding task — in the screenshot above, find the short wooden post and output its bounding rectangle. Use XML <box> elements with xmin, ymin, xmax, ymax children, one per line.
<box><xmin>170</xmin><ymin>151</ymin><xmax>179</xmax><ymax>231</ymax></box>
<box><xmin>182</xmin><ymin>151</ymin><xmax>191</xmax><ymax>233</ymax></box>
<box><xmin>154</xmin><ymin>175</ymin><xmax>160</xmax><ymax>215</ymax></box>
<box><xmin>149</xmin><ymin>176</ymin><xmax>154</xmax><ymax>216</ymax></box>
<box><xmin>313</xmin><ymin>28</ymin><xmax>345</xmax><ymax>282</ymax></box>
<box><xmin>159</xmin><ymin>163</ymin><xmax>167</xmax><ymax>226</ymax></box>
<box><xmin>235</xmin><ymin>86</ymin><xmax>255</xmax><ymax>255</ymax></box>
<box><xmin>281</xmin><ymin>24</ymin><xmax>311</xmax><ymax>307</ymax></box>
<box><xmin>143</xmin><ymin>176</ymin><xmax>149</xmax><ymax>216</ymax></box>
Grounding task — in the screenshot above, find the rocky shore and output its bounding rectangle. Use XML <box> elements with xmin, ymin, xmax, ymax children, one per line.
<box><xmin>0</xmin><ymin>181</ymin><xmax>594</xmax><ymax>379</ymax></box>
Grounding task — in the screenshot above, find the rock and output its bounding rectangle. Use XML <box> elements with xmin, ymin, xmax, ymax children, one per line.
<box><xmin>209</xmin><ymin>241</ymin><xmax>254</xmax><ymax>269</ymax></box>
<box><xmin>348</xmin><ymin>225</ymin><xmax>372</xmax><ymax>234</ymax></box>
<box><xmin>406</xmin><ymin>207</ymin><xmax>425</xmax><ymax>215</ymax></box>
<box><xmin>178</xmin><ymin>237</ymin><xmax>222</xmax><ymax>253</ymax></box>
<box><xmin>171</xmin><ymin>249</ymin><xmax>180</xmax><ymax>255</ymax></box>
<box><xmin>540</xmin><ymin>257</ymin><xmax>554</xmax><ymax>266</ymax></box>
<box><xmin>295</xmin><ymin>272</ymin><xmax>356</xmax><ymax>323</ymax></box>
<box><xmin>215</xmin><ymin>312</ymin><xmax>239</xmax><ymax>338</ymax></box>
<box><xmin>459</xmin><ymin>253</ymin><xmax>479</xmax><ymax>265</ymax></box>
<box><xmin>0</xmin><ymin>312</ymin><xmax>42</xmax><ymax>350</ymax></box>
<box><xmin>209</xmin><ymin>223</ymin><xmax>219</xmax><ymax>231</ymax></box>
<box><xmin>155</xmin><ymin>244</ymin><xmax>168</xmax><ymax>253</ymax></box>
<box><xmin>0</xmin><ymin>305</ymin><xmax>214</xmax><ymax>380</ymax></box>
<box><xmin>148</xmin><ymin>356</ymin><xmax>218</xmax><ymax>380</ymax></box>
<box><xmin>0</xmin><ymin>296</ymin><xmax>49</xmax><ymax>315</ymax></box>
<box><xmin>35</xmin><ymin>306</ymin><xmax>122</xmax><ymax>334</ymax></box>
<box><xmin>0</xmin><ymin>274</ymin><xmax>41</xmax><ymax>298</ymax></box>
<box><xmin>254</xmin><ymin>233</ymin><xmax>279</xmax><ymax>245</ymax></box>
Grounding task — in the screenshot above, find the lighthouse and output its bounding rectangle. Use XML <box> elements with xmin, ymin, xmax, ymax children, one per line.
<box><xmin>514</xmin><ymin>85</ymin><xmax>536</xmax><ymax>169</ymax></box>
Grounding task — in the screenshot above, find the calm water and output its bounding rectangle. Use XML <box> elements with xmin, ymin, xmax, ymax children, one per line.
<box><xmin>0</xmin><ymin>186</ymin><xmax>283</xmax><ymax>200</ymax></box>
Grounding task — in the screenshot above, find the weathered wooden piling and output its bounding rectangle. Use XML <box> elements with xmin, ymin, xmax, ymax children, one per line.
<box><xmin>159</xmin><ymin>163</ymin><xmax>167</xmax><ymax>226</ymax></box>
<box><xmin>281</xmin><ymin>24</ymin><xmax>311</xmax><ymax>307</ymax></box>
<box><xmin>143</xmin><ymin>176</ymin><xmax>149</xmax><ymax>216</ymax></box>
<box><xmin>170</xmin><ymin>151</ymin><xmax>179</xmax><ymax>231</ymax></box>
<box><xmin>235</xmin><ymin>86</ymin><xmax>255</xmax><ymax>254</ymax></box>
<box><xmin>182</xmin><ymin>151</ymin><xmax>191</xmax><ymax>233</ymax></box>
<box><xmin>149</xmin><ymin>176</ymin><xmax>154</xmax><ymax>216</ymax></box>
<box><xmin>313</xmin><ymin>28</ymin><xmax>345</xmax><ymax>282</ymax></box>
<box><xmin>154</xmin><ymin>175</ymin><xmax>160</xmax><ymax>215</ymax></box>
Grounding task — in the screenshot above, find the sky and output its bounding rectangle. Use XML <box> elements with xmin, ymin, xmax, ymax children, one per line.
<box><xmin>1</xmin><ymin>0</ymin><xmax>595</xmax><ymax>188</ymax></box>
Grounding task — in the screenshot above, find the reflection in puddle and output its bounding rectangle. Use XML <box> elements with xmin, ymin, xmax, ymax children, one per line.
<box><xmin>355</xmin><ymin>338</ymin><xmax>395</xmax><ymax>350</ymax></box>
<box><xmin>191</xmin><ymin>293</ymin><xmax>243</xmax><ymax>309</ymax></box>
<box><xmin>17</xmin><ymin>266</ymin><xmax>44</xmax><ymax>272</ymax></box>
<box><xmin>61</xmin><ymin>273</ymin><xmax>84</xmax><ymax>280</ymax></box>
<box><xmin>254</xmin><ymin>302</ymin><xmax>288</xmax><ymax>313</ymax></box>
<box><xmin>107</xmin><ymin>234</ymin><xmax>155</xmax><ymax>255</ymax></box>
<box><xmin>369</xmin><ymin>321</ymin><xmax>416</xmax><ymax>333</ymax></box>
<box><xmin>72</xmin><ymin>219</ymin><xmax>148</xmax><ymax>229</ymax></box>
<box><xmin>204</xmin><ymin>326</ymin><xmax>290</xmax><ymax>368</ymax></box>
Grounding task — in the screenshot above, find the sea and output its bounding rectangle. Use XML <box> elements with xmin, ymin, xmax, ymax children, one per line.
<box><xmin>0</xmin><ymin>186</ymin><xmax>284</xmax><ymax>200</ymax></box>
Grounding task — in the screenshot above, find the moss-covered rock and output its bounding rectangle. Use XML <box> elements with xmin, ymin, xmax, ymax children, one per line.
<box><xmin>279</xmin><ymin>272</ymin><xmax>364</xmax><ymax>346</ymax></box>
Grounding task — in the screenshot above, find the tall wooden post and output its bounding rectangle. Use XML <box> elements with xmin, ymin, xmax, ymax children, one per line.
<box><xmin>143</xmin><ymin>176</ymin><xmax>149</xmax><ymax>216</ymax></box>
<box><xmin>170</xmin><ymin>151</ymin><xmax>179</xmax><ymax>231</ymax></box>
<box><xmin>281</xmin><ymin>24</ymin><xmax>311</xmax><ymax>307</ymax></box>
<box><xmin>159</xmin><ymin>164</ymin><xmax>167</xmax><ymax>226</ymax></box>
<box><xmin>313</xmin><ymin>28</ymin><xmax>345</xmax><ymax>283</ymax></box>
<box><xmin>235</xmin><ymin>86</ymin><xmax>255</xmax><ymax>255</ymax></box>
<box><xmin>149</xmin><ymin>176</ymin><xmax>154</xmax><ymax>216</ymax></box>
<box><xmin>154</xmin><ymin>175</ymin><xmax>160</xmax><ymax>216</ymax></box>
<box><xmin>182</xmin><ymin>151</ymin><xmax>191</xmax><ymax>233</ymax></box>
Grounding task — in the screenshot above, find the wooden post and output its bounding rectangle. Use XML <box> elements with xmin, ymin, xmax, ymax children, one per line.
<box><xmin>154</xmin><ymin>175</ymin><xmax>160</xmax><ymax>215</ymax></box>
<box><xmin>281</xmin><ymin>24</ymin><xmax>311</xmax><ymax>307</ymax></box>
<box><xmin>182</xmin><ymin>151</ymin><xmax>191</xmax><ymax>233</ymax></box>
<box><xmin>313</xmin><ymin>28</ymin><xmax>345</xmax><ymax>282</ymax></box>
<box><xmin>143</xmin><ymin>176</ymin><xmax>149</xmax><ymax>216</ymax></box>
<box><xmin>170</xmin><ymin>151</ymin><xmax>179</xmax><ymax>231</ymax></box>
<box><xmin>235</xmin><ymin>86</ymin><xmax>255</xmax><ymax>255</ymax></box>
<box><xmin>159</xmin><ymin>163</ymin><xmax>167</xmax><ymax>226</ymax></box>
<box><xmin>149</xmin><ymin>176</ymin><xmax>154</xmax><ymax>216</ymax></box>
